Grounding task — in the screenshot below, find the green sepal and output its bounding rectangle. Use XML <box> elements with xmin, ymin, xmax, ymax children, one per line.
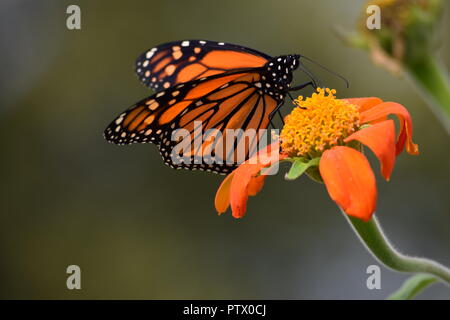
<box><xmin>285</xmin><ymin>157</ymin><xmax>320</xmax><ymax>181</ymax></box>
<box><xmin>306</xmin><ymin>166</ymin><xmax>324</xmax><ymax>183</ymax></box>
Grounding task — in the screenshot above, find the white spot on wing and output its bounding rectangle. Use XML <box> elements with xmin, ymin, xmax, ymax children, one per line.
<box><xmin>115</xmin><ymin>117</ymin><xmax>124</xmax><ymax>125</ymax></box>
<box><xmin>146</xmin><ymin>50</ymin><xmax>155</xmax><ymax>59</ymax></box>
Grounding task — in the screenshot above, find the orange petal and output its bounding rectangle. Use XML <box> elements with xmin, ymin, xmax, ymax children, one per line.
<box><xmin>320</xmin><ymin>146</ymin><xmax>377</xmax><ymax>222</ymax></box>
<box><xmin>214</xmin><ymin>171</ymin><xmax>235</xmax><ymax>214</ymax></box>
<box><xmin>247</xmin><ymin>174</ymin><xmax>266</xmax><ymax>196</ymax></box>
<box><xmin>230</xmin><ymin>164</ymin><xmax>262</xmax><ymax>218</ymax></box>
<box><xmin>224</xmin><ymin>143</ymin><xmax>285</xmax><ymax>218</ymax></box>
<box><xmin>345</xmin><ymin>120</ymin><xmax>396</xmax><ymax>181</ymax></box>
<box><xmin>360</xmin><ymin>102</ymin><xmax>419</xmax><ymax>156</ymax></box>
<box><xmin>343</xmin><ymin>97</ymin><xmax>383</xmax><ymax>113</ymax></box>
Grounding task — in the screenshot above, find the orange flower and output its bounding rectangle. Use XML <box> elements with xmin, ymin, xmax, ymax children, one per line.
<box><xmin>215</xmin><ymin>143</ymin><xmax>287</xmax><ymax>218</ymax></box>
<box><xmin>215</xmin><ymin>88</ymin><xmax>419</xmax><ymax>221</ymax></box>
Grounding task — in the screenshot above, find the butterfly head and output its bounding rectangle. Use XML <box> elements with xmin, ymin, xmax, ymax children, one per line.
<box><xmin>263</xmin><ymin>55</ymin><xmax>300</xmax><ymax>94</ymax></box>
<box><xmin>286</xmin><ymin>54</ymin><xmax>300</xmax><ymax>71</ymax></box>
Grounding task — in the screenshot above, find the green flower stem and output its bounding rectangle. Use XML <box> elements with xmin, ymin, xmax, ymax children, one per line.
<box><xmin>387</xmin><ymin>273</ymin><xmax>438</xmax><ymax>300</ymax></box>
<box><xmin>404</xmin><ymin>54</ymin><xmax>450</xmax><ymax>133</ymax></box>
<box><xmin>343</xmin><ymin>211</ymin><xmax>450</xmax><ymax>285</ymax></box>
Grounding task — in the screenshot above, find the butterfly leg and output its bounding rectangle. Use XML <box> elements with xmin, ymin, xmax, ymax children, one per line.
<box><xmin>268</xmin><ymin>79</ymin><xmax>315</xmax><ymax>126</ymax></box>
<box><xmin>269</xmin><ymin>118</ymin><xmax>277</xmax><ymax>129</ymax></box>
<box><xmin>289</xmin><ymin>80</ymin><xmax>316</xmax><ymax>92</ymax></box>
<box><xmin>277</xmin><ymin>110</ymin><xmax>284</xmax><ymax>125</ymax></box>
<box><xmin>268</xmin><ymin>101</ymin><xmax>286</xmax><ymax>128</ymax></box>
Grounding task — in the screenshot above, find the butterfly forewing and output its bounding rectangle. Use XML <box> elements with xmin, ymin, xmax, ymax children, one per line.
<box><xmin>135</xmin><ymin>40</ymin><xmax>271</xmax><ymax>92</ymax></box>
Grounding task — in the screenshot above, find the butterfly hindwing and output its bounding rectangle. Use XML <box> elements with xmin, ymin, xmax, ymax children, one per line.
<box><xmin>135</xmin><ymin>40</ymin><xmax>271</xmax><ymax>92</ymax></box>
<box><xmin>104</xmin><ymin>69</ymin><xmax>283</xmax><ymax>174</ymax></box>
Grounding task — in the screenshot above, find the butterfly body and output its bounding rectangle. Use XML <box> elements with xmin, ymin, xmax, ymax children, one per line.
<box><xmin>257</xmin><ymin>54</ymin><xmax>299</xmax><ymax>99</ymax></box>
<box><xmin>104</xmin><ymin>40</ymin><xmax>309</xmax><ymax>174</ymax></box>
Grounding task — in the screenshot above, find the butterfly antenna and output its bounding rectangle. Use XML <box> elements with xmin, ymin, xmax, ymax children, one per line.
<box><xmin>298</xmin><ymin>63</ymin><xmax>322</xmax><ymax>89</ymax></box>
<box><xmin>300</xmin><ymin>55</ymin><xmax>349</xmax><ymax>88</ymax></box>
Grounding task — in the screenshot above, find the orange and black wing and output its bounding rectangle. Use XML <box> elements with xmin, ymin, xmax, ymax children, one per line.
<box><xmin>104</xmin><ymin>70</ymin><xmax>283</xmax><ymax>174</ymax></box>
<box><xmin>135</xmin><ymin>40</ymin><xmax>271</xmax><ymax>92</ymax></box>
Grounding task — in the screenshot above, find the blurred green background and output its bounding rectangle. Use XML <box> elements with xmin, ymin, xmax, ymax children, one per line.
<box><xmin>1</xmin><ymin>0</ymin><xmax>449</xmax><ymax>299</ymax></box>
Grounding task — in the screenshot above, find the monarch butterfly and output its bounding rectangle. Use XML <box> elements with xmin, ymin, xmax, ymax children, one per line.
<box><xmin>104</xmin><ymin>40</ymin><xmax>325</xmax><ymax>174</ymax></box>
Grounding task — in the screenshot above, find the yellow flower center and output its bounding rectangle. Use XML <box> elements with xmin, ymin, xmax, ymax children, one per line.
<box><xmin>280</xmin><ymin>88</ymin><xmax>360</xmax><ymax>158</ymax></box>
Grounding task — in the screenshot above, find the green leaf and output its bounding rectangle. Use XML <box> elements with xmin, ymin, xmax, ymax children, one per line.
<box><xmin>285</xmin><ymin>157</ymin><xmax>320</xmax><ymax>181</ymax></box>
<box><xmin>387</xmin><ymin>274</ymin><xmax>438</xmax><ymax>300</ymax></box>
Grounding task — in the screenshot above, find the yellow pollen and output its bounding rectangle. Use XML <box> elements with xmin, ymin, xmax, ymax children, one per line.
<box><xmin>280</xmin><ymin>88</ymin><xmax>360</xmax><ymax>158</ymax></box>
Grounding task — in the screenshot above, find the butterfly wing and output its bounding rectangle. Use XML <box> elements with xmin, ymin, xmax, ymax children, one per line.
<box><xmin>104</xmin><ymin>70</ymin><xmax>282</xmax><ymax>174</ymax></box>
<box><xmin>135</xmin><ymin>40</ymin><xmax>271</xmax><ymax>92</ymax></box>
